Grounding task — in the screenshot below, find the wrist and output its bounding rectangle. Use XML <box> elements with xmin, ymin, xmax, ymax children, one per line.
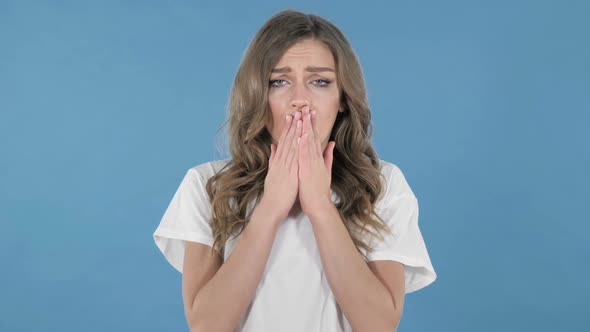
<box><xmin>304</xmin><ymin>196</ymin><xmax>336</xmax><ymax>221</ymax></box>
<box><xmin>255</xmin><ymin>195</ymin><xmax>287</xmax><ymax>225</ymax></box>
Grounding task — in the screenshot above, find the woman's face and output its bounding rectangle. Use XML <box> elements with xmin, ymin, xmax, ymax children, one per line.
<box><xmin>267</xmin><ymin>38</ymin><xmax>341</xmax><ymax>153</ymax></box>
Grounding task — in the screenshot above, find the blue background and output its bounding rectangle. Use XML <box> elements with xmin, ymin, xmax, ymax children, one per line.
<box><xmin>1</xmin><ymin>0</ymin><xmax>588</xmax><ymax>331</ymax></box>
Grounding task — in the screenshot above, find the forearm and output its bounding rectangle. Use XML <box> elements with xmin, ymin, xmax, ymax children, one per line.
<box><xmin>309</xmin><ymin>203</ymin><xmax>398</xmax><ymax>332</ymax></box>
<box><xmin>189</xmin><ymin>202</ymin><xmax>281</xmax><ymax>332</ymax></box>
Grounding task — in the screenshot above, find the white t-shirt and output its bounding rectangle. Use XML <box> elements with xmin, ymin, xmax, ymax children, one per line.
<box><xmin>153</xmin><ymin>159</ymin><xmax>437</xmax><ymax>332</ymax></box>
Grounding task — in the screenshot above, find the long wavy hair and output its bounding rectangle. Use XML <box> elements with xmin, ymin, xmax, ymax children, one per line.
<box><xmin>205</xmin><ymin>9</ymin><xmax>393</xmax><ymax>260</ymax></box>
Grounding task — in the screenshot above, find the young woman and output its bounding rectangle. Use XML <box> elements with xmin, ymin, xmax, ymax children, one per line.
<box><xmin>153</xmin><ymin>9</ymin><xmax>437</xmax><ymax>332</ymax></box>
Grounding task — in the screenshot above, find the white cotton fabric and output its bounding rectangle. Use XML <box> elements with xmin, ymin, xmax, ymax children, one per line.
<box><xmin>153</xmin><ymin>159</ymin><xmax>437</xmax><ymax>332</ymax></box>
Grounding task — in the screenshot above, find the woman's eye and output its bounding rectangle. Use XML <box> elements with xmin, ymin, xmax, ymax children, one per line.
<box><xmin>269</xmin><ymin>79</ymin><xmax>287</xmax><ymax>87</ymax></box>
<box><xmin>269</xmin><ymin>79</ymin><xmax>332</xmax><ymax>88</ymax></box>
<box><xmin>313</xmin><ymin>79</ymin><xmax>331</xmax><ymax>87</ymax></box>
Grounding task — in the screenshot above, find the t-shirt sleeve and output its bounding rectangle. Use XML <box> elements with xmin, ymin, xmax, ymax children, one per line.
<box><xmin>152</xmin><ymin>167</ymin><xmax>218</xmax><ymax>273</ymax></box>
<box><xmin>366</xmin><ymin>164</ymin><xmax>437</xmax><ymax>294</ymax></box>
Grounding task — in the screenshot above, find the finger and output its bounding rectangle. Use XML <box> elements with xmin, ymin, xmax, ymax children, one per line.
<box><xmin>276</xmin><ymin>114</ymin><xmax>293</xmax><ymax>161</ymax></box>
<box><xmin>279</xmin><ymin>114</ymin><xmax>292</xmax><ymax>142</ymax></box>
<box><xmin>304</xmin><ymin>112</ymin><xmax>318</xmax><ymax>159</ymax></box>
<box><xmin>302</xmin><ymin>110</ymin><xmax>311</xmax><ymax>138</ymax></box>
<box><xmin>301</xmin><ymin>104</ymin><xmax>310</xmax><ymax>115</ymax></box>
<box><xmin>280</xmin><ymin>111</ymin><xmax>300</xmax><ymax>163</ymax></box>
<box><xmin>324</xmin><ymin>141</ymin><xmax>335</xmax><ymax>172</ymax></box>
<box><xmin>270</xmin><ymin>143</ymin><xmax>276</xmax><ymax>164</ymax></box>
<box><xmin>301</xmin><ymin>106</ymin><xmax>311</xmax><ymax>136</ymax></box>
<box><xmin>287</xmin><ymin>118</ymin><xmax>302</xmax><ymax>169</ymax></box>
<box><xmin>311</xmin><ymin>110</ymin><xmax>322</xmax><ymax>156</ymax></box>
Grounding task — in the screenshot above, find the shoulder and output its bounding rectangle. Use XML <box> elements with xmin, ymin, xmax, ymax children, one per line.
<box><xmin>377</xmin><ymin>159</ymin><xmax>406</xmax><ymax>188</ymax></box>
<box><xmin>376</xmin><ymin>159</ymin><xmax>417</xmax><ymax>203</ymax></box>
<box><xmin>187</xmin><ymin>159</ymin><xmax>231</xmax><ymax>180</ymax></box>
<box><xmin>377</xmin><ymin>159</ymin><xmax>401</xmax><ymax>178</ymax></box>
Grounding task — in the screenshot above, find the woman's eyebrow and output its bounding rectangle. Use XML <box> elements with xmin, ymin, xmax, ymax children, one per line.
<box><xmin>271</xmin><ymin>66</ymin><xmax>335</xmax><ymax>73</ymax></box>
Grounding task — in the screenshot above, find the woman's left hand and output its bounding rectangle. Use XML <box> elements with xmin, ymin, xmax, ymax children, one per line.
<box><xmin>297</xmin><ymin>105</ymin><xmax>336</xmax><ymax>219</ymax></box>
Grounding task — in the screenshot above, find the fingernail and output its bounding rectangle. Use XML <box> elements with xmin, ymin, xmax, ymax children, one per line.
<box><xmin>286</xmin><ymin>114</ymin><xmax>291</xmax><ymax>121</ymax></box>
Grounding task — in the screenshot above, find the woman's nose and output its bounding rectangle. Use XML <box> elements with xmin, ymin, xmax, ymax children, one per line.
<box><xmin>290</xmin><ymin>99</ymin><xmax>310</xmax><ymax>111</ymax></box>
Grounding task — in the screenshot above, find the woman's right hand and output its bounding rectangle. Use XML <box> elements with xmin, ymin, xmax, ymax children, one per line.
<box><xmin>259</xmin><ymin>111</ymin><xmax>303</xmax><ymax>223</ymax></box>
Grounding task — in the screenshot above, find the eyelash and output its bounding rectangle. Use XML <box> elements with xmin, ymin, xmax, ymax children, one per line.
<box><xmin>269</xmin><ymin>79</ymin><xmax>332</xmax><ymax>88</ymax></box>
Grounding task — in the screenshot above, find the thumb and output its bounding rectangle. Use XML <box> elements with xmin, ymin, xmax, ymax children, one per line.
<box><xmin>324</xmin><ymin>141</ymin><xmax>335</xmax><ymax>172</ymax></box>
<box><xmin>270</xmin><ymin>143</ymin><xmax>276</xmax><ymax>163</ymax></box>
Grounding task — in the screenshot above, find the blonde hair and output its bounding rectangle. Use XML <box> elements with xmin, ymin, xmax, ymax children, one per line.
<box><xmin>206</xmin><ymin>9</ymin><xmax>392</xmax><ymax>260</ymax></box>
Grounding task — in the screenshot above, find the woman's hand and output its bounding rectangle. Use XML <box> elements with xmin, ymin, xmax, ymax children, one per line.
<box><xmin>260</xmin><ymin>110</ymin><xmax>303</xmax><ymax>222</ymax></box>
<box><xmin>297</xmin><ymin>105</ymin><xmax>336</xmax><ymax>219</ymax></box>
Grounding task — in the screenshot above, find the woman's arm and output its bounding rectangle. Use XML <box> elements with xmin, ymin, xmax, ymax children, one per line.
<box><xmin>187</xmin><ymin>112</ymin><xmax>300</xmax><ymax>331</ymax></box>
<box><xmin>308</xmin><ymin>202</ymin><xmax>402</xmax><ymax>332</ymax></box>
<box><xmin>185</xmin><ymin>200</ymin><xmax>282</xmax><ymax>332</ymax></box>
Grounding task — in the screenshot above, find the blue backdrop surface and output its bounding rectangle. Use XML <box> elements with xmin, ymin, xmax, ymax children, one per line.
<box><xmin>1</xmin><ymin>0</ymin><xmax>588</xmax><ymax>331</ymax></box>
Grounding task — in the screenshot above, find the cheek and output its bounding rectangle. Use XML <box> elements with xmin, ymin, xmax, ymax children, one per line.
<box><xmin>316</xmin><ymin>98</ymin><xmax>339</xmax><ymax>122</ymax></box>
<box><xmin>315</xmin><ymin>110</ymin><xmax>338</xmax><ymax>138</ymax></box>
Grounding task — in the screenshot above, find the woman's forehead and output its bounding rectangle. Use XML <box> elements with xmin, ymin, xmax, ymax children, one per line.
<box><xmin>274</xmin><ymin>41</ymin><xmax>335</xmax><ymax>70</ymax></box>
